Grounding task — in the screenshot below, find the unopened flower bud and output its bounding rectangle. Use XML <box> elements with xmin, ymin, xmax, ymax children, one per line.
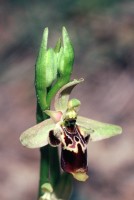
<box><xmin>58</xmin><ymin>27</ymin><xmax>74</xmax><ymax>77</ymax></box>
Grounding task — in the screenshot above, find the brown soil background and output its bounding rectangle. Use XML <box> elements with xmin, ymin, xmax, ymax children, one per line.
<box><xmin>0</xmin><ymin>1</ymin><xmax>134</xmax><ymax>200</ymax></box>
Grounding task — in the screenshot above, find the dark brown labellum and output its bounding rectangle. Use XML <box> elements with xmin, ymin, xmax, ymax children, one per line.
<box><xmin>61</xmin><ymin>120</ymin><xmax>88</xmax><ymax>174</ymax></box>
<box><xmin>49</xmin><ymin>130</ymin><xmax>61</xmax><ymax>146</ymax></box>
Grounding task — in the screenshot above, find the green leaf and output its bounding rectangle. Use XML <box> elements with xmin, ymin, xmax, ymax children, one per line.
<box><xmin>77</xmin><ymin>116</ymin><xmax>122</xmax><ymax>141</ymax></box>
<box><xmin>20</xmin><ymin>119</ymin><xmax>55</xmax><ymax>148</ymax></box>
<box><xmin>54</xmin><ymin>78</ymin><xmax>84</xmax><ymax>112</ymax></box>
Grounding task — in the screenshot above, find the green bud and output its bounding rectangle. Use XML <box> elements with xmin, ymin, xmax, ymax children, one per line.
<box><xmin>41</xmin><ymin>183</ymin><xmax>53</xmax><ymax>193</ymax></box>
<box><xmin>35</xmin><ymin>27</ymin><xmax>74</xmax><ymax>112</ymax></box>
<box><xmin>35</xmin><ymin>28</ymin><xmax>47</xmax><ymax>90</ymax></box>
<box><xmin>58</xmin><ymin>27</ymin><xmax>74</xmax><ymax>77</ymax></box>
<box><xmin>35</xmin><ymin>28</ymin><xmax>58</xmax><ymax>90</ymax></box>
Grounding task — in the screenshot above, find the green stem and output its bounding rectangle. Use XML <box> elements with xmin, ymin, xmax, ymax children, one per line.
<box><xmin>38</xmin><ymin>145</ymin><xmax>50</xmax><ymax>197</ymax></box>
<box><xmin>38</xmin><ymin>147</ymin><xmax>61</xmax><ymax>197</ymax></box>
<box><xmin>55</xmin><ymin>173</ymin><xmax>73</xmax><ymax>200</ymax></box>
<box><xmin>37</xmin><ymin>108</ymin><xmax>60</xmax><ymax>196</ymax></box>
<box><xmin>36</xmin><ymin>102</ymin><xmax>50</xmax><ymax>197</ymax></box>
<box><xmin>49</xmin><ymin>147</ymin><xmax>60</xmax><ymax>186</ymax></box>
<box><xmin>36</xmin><ymin>102</ymin><xmax>44</xmax><ymax>123</ymax></box>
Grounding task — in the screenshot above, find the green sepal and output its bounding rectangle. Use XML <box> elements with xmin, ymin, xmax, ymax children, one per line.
<box><xmin>77</xmin><ymin>116</ymin><xmax>122</xmax><ymax>141</ymax></box>
<box><xmin>20</xmin><ymin>119</ymin><xmax>55</xmax><ymax>148</ymax></box>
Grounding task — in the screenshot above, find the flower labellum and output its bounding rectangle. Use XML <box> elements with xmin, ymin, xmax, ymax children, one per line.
<box><xmin>20</xmin><ymin>78</ymin><xmax>122</xmax><ymax>181</ymax></box>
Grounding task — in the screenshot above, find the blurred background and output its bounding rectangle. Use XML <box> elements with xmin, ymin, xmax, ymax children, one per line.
<box><xmin>0</xmin><ymin>0</ymin><xmax>134</xmax><ymax>199</ymax></box>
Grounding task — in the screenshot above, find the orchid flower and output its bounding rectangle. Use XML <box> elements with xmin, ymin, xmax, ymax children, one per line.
<box><xmin>20</xmin><ymin>78</ymin><xmax>122</xmax><ymax>181</ymax></box>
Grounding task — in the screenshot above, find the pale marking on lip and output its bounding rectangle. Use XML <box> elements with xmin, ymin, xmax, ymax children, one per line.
<box><xmin>61</xmin><ymin>125</ymin><xmax>87</xmax><ymax>153</ymax></box>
